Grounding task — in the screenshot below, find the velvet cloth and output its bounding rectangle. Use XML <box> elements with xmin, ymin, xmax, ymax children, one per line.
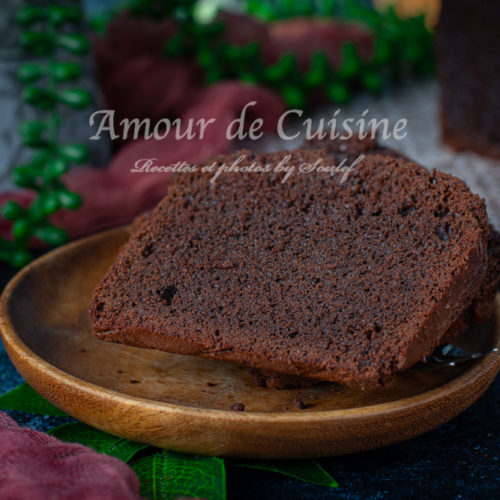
<box><xmin>0</xmin><ymin>412</ymin><xmax>141</xmax><ymax>500</ymax></box>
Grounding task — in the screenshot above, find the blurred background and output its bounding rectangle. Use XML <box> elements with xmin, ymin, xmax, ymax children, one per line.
<box><xmin>0</xmin><ymin>0</ymin><xmax>498</xmax><ymax>267</ymax></box>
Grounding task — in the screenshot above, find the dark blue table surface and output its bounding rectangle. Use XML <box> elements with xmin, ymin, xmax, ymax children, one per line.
<box><xmin>0</xmin><ymin>263</ymin><xmax>498</xmax><ymax>500</ymax></box>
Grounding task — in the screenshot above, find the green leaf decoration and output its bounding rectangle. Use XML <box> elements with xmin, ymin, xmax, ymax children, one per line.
<box><xmin>338</xmin><ymin>42</ymin><xmax>362</xmax><ymax>79</ymax></box>
<box><xmin>48</xmin><ymin>5</ymin><xmax>82</xmax><ymax>26</ymax></box>
<box><xmin>131</xmin><ymin>451</ymin><xmax>226</xmax><ymax>500</ymax></box>
<box><xmin>58</xmin><ymin>144</ymin><xmax>90</xmax><ymax>163</ymax></box>
<box><xmin>20</xmin><ymin>120</ymin><xmax>49</xmax><ymax>147</ymax></box>
<box><xmin>157</xmin><ymin>0</ymin><xmax>434</xmax><ymax>106</ymax></box>
<box><xmin>0</xmin><ymin>383</ymin><xmax>67</xmax><ymax>416</ymax></box>
<box><xmin>49</xmin><ymin>423</ymin><xmax>149</xmax><ymax>463</ymax></box>
<box><xmin>20</xmin><ymin>31</ymin><xmax>54</xmax><ymax>55</ymax></box>
<box><xmin>44</xmin><ymin>158</ymin><xmax>69</xmax><ymax>181</ymax></box>
<box><xmin>57</xmin><ymin>190</ymin><xmax>82</xmax><ymax>210</ymax></box>
<box><xmin>12</xmin><ymin>219</ymin><xmax>31</xmax><ymax>240</ymax></box>
<box><xmin>1</xmin><ymin>201</ymin><xmax>25</xmax><ymax>221</ymax></box>
<box><xmin>34</xmin><ymin>224</ymin><xmax>68</xmax><ymax>246</ymax></box>
<box><xmin>50</xmin><ymin>62</ymin><xmax>83</xmax><ymax>82</ymax></box>
<box><xmin>58</xmin><ymin>89</ymin><xmax>92</xmax><ymax>109</ymax></box>
<box><xmin>17</xmin><ymin>63</ymin><xmax>45</xmax><ymax>83</ymax></box>
<box><xmin>22</xmin><ymin>86</ymin><xmax>54</xmax><ymax>109</ymax></box>
<box><xmin>108</xmin><ymin>438</ymin><xmax>151</xmax><ymax>463</ymax></box>
<box><xmin>304</xmin><ymin>52</ymin><xmax>329</xmax><ymax>87</ymax></box>
<box><xmin>16</xmin><ymin>6</ymin><xmax>44</xmax><ymax>26</ymax></box>
<box><xmin>10</xmin><ymin>248</ymin><xmax>32</xmax><ymax>268</ymax></box>
<box><xmin>326</xmin><ymin>81</ymin><xmax>350</xmax><ymax>103</ymax></box>
<box><xmin>12</xmin><ymin>165</ymin><xmax>37</xmax><ymax>189</ymax></box>
<box><xmin>0</xmin><ymin>1</ymin><xmax>90</xmax><ymax>267</ymax></box>
<box><xmin>56</xmin><ymin>34</ymin><xmax>89</xmax><ymax>54</ymax></box>
<box><xmin>230</xmin><ymin>459</ymin><xmax>338</xmax><ymax>488</ymax></box>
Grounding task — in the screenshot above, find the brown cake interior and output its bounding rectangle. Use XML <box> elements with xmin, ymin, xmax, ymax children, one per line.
<box><xmin>90</xmin><ymin>140</ymin><xmax>497</xmax><ymax>389</ymax></box>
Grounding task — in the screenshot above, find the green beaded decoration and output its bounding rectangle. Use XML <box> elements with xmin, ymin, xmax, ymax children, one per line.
<box><xmin>1</xmin><ymin>2</ymin><xmax>91</xmax><ymax>267</ymax></box>
<box><xmin>160</xmin><ymin>0</ymin><xmax>434</xmax><ymax>108</ymax></box>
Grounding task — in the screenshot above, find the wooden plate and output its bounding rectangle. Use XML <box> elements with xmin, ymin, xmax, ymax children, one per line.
<box><xmin>1</xmin><ymin>227</ymin><xmax>499</xmax><ymax>459</ymax></box>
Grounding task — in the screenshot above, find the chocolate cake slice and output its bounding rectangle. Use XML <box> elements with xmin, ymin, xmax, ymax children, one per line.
<box><xmin>90</xmin><ymin>140</ymin><xmax>497</xmax><ymax>389</ymax></box>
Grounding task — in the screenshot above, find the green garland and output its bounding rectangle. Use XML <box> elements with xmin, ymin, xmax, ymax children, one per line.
<box><xmin>0</xmin><ymin>2</ymin><xmax>91</xmax><ymax>268</ymax></box>
<box><xmin>161</xmin><ymin>0</ymin><xmax>434</xmax><ymax>108</ymax></box>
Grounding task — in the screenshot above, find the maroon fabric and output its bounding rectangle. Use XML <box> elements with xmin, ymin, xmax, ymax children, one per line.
<box><xmin>0</xmin><ymin>412</ymin><xmax>141</xmax><ymax>500</ymax></box>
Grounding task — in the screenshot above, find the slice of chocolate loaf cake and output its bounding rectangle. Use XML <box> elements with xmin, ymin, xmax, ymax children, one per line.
<box><xmin>90</xmin><ymin>140</ymin><xmax>498</xmax><ymax>389</ymax></box>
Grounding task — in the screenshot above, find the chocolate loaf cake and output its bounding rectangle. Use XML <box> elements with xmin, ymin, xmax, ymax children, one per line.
<box><xmin>437</xmin><ymin>0</ymin><xmax>500</xmax><ymax>159</ymax></box>
<box><xmin>90</xmin><ymin>140</ymin><xmax>498</xmax><ymax>389</ymax></box>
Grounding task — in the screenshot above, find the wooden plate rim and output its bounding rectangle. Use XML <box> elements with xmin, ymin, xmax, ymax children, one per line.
<box><xmin>0</xmin><ymin>227</ymin><xmax>499</xmax><ymax>425</ymax></box>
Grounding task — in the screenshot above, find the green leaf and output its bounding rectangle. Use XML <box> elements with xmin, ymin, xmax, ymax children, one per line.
<box><xmin>49</xmin><ymin>423</ymin><xmax>149</xmax><ymax>462</ymax></box>
<box><xmin>0</xmin><ymin>383</ymin><xmax>67</xmax><ymax>416</ymax></box>
<box><xmin>12</xmin><ymin>219</ymin><xmax>32</xmax><ymax>240</ymax></box>
<box><xmin>89</xmin><ymin>12</ymin><xmax>114</xmax><ymax>35</ymax></box>
<box><xmin>264</xmin><ymin>53</ymin><xmax>297</xmax><ymax>83</ymax></box>
<box><xmin>20</xmin><ymin>120</ymin><xmax>49</xmax><ymax>147</ymax></box>
<box><xmin>326</xmin><ymin>81</ymin><xmax>350</xmax><ymax>103</ymax></box>
<box><xmin>240</xmin><ymin>41</ymin><xmax>260</xmax><ymax>61</ymax></box>
<box><xmin>1</xmin><ymin>201</ymin><xmax>25</xmax><ymax>221</ymax></box>
<box><xmin>56</xmin><ymin>34</ymin><xmax>89</xmax><ymax>54</ymax></box>
<box><xmin>109</xmin><ymin>439</ymin><xmax>150</xmax><ymax>463</ymax></box>
<box><xmin>48</xmin><ymin>6</ymin><xmax>81</xmax><ymax>25</ymax></box>
<box><xmin>44</xmin><ymin>158</ymin><xmax>69</xmax><ymax>181</ymax></box>
<box><xmin>30</xmin><ymin>196</ymin><xmax>51</xmax><ymax>222</ymax></box>
<box><xmin>246</xmin><ymin>0</ymin><xmax>276</xmax><ymax>21</ymax></box>
<box><xmin>30</xmin><ymin>150</ymin><xmax>51</xmax><ymax>167</ymax></box>
<box><xmin>362</xmin><ymin>71</ymin><xmax>383</xmax><ymax>93</ymax></box>
<box><xmin>34</xmin><ymin>224</ymin><xmax>68</xmax><ymax>246</ymax></box>
<box><xmin>304</xmin><ymin>52</ymin><xmax>329</xmax><ymax>88</ymax></box>
<box><xmin>165</xmin><ymin>34</ymin><xmax>185</xmax><ymax>56</ymax></box>
<box><xmin>10</xmin><ymin>248</ymin><xmax>32</xmax><ymax>268</ymax></box>
<box><xmin>12</xmin><ymin>164</ymin><xmax>38</xmax><ymax>189</ymax></box>
<box><xmin>50</xmin><ymin>62</ymin><xmax>83</xmax><ymax>82</ymax></box>
<box><xmin>17</xmin><ymin>63</ymin><xmax>45</xmax><ymax>83</ymax></box>
<box><xmin>16</xmin><ymin>6</ymin><xmax>45</xmax><ymax>26</ymax></box>
<box><xmin>281</xmin><ymin>85</ymin><xmax>306</xmax><ymax>109</ymax></box>
<box><xmin>22</xmin><ymin>86</ymin><xmax>54</xmax><ymax>110</ymax></box>
<box><xmin>230</xmin><ymin>459</ymin><xmax>338</xmax><ymax>488</ymax></box>
<box><xmin>338</xmin><ymin>42</ymin><xmax>361</xmax><ymax>79</ymax></box>
<box><xmin>20</xmin><ymin>31</ymin><xmax>53</xmax><ymax>55</ymax></box>
<box><xmin>131</xmin><ymin>451</ymin><xmax>226</xmax><ymax>500</ymax></box>
<box><xmin>58</xmin><ymin>190</ymin><xmax>82</xmax><ymax>210</ymax></box>
<box><xmin>58</xmin><ymin>89</ymin><xmax>91</xmax><ymax>109</ymax></box>
<box><xmin>58</xmin><ymin>144</ymin><xmax>89</xmax><ymax>163</ymax></box>
<box><xmin>240</xmin><ymin>72</ymin><xmax>259</xmax><ymax>85</ymax></box>
<box><xmin>38</xmin><ymin>192</ymin><xmax>60</xmax><ymax>216</ymax></box>
<box><xmin>371</xmin><ymin>37</ymin><xmax>391</xmax><ymax>65</ymax></box>
<box><xmin>198</xmin><ymin>46</ymin><xmax>217</xmax><ymax>70</ymax></box>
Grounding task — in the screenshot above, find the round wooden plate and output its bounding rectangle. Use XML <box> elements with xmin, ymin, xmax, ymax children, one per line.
<box><xmin>0</xmin><ymin>227</ymin><xmax>499</xmax><ymax>459</ymax></box>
